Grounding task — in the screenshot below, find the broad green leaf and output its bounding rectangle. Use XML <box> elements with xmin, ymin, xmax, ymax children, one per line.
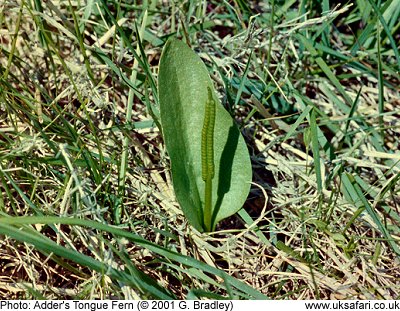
<box><xmin>158</xmin><ymin>39</ymin><xmax>252</xmax><ymax>232</ymax></box>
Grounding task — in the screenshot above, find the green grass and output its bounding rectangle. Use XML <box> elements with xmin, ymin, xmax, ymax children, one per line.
<box><xmin>0</xmin><ymin>0</ymin><xmax>399</xmax><ymax>299</ymax></box>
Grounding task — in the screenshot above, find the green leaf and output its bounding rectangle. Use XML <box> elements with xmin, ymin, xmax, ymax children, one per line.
<box><xmin>0</xmin><ymin>216</ymin><xmax>268</xmax><ymax>299</ymax></box>
<box><xmin>0</xmin><ymin>222</ymin><xmax>173</xmax><ymax>299</ymax></box>
<box><xmin>158</xmin><ymin>39</ymin><xmax>252</xmax><ymax>231</ymax></box>
<box><xmin>341</xmin><ymin>173</ymin><xmax>400</xmax><ymax>257</ymax></box>
<box><xmin>310</xmin><ymin>108</ymin><xmax>323</xmax><ymax>193</ymax></box>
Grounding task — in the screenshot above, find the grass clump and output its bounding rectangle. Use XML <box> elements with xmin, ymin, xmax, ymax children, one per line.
<box><xmin>0</xmin><ymin>0</ymin><xmax>399</xmax><ymax>299</ymax></box>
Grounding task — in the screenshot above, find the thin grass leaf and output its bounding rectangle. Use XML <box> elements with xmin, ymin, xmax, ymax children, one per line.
<box><xmin>310</xmin><ymin>108</ymin><xmax>323</xmax><ymax>193</ymax></box>
<box><xmin>376</xmin><ymin>24</ymin><xmax>385</xmax><ymax>141</ymax></box>
<box><xmin>97</xmin><ymin>0</ymin><xmax>157</xmax><ymax>93</ymax></box>
<box><xmin>187</xmin><ymin>289</ymin><xmax>228</xmax><ymax>300</ymax></box>
<box><xmin>3</xmin><ymin>0</ymin><xmax>24</xmax><ymax>79</ymax></box>
<box><xmin>234</xmin><ymin>52</ymin><xmax>253</xmax><ymax>108</ymax></box>
<box><xmin>238</xmin><ymin>209</ymin><xmax>272</xmax><ymax>247</ymax></box>
<box><xmin>0</xmin><ymin>216</ymin><xmax>268</xmax><ymax>299</ymax></box>
<box><xmin>119</xmin><ymin>11</ymin><xmax>148</xmax><ymax>203</ymax></box>
<box><xmin>68</xmin><ymin>0</ymin><xmax>95</xmax><ymax>82</ymax></box>
<box><xmin>105</xmin><ymin>240</ymin><xmax>168</xmax><ymax>298</ymax></box>
<box><xmin>297</xmin><ymin>34</ymin><xmax>353</xmax><ymax>107</ymax></box>
<box><xmin>91</xmin><ymin>47</ymin><xmax>142</xmax><ymax>97</ymax></box>
<box><xmin>0</xmin><ymin>223</ymin><xmax>174</xmax><ymax>299</ymax></box>
<box><xmin>283</xmin><ymin>105</ymin><xmax>312</xmax><ymax>143</ymax></box>
<box><xmin>341</xmin><ymin>173</ymin><xmax>400</xmax><ymax>257</ymax></box>
<box><xmin>365</xmin><ymin>0</ymin><xmax>400</xmax><ymax>72</ymax></box>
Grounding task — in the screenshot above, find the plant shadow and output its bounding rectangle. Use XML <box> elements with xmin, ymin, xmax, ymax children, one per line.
<box><xmin>211</xmin><ymin>124</ymin><xmax>239</xmax><ymax>226</ymax></box>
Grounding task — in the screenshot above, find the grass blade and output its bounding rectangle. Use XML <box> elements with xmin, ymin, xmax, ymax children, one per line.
<box><xmin>310</xmin><ymin>108</ymin><xmax>323</xmax><ymax>194</ymax></box>
<box><xmin>341</xmin><ymin>173</ymin><xmax>400</xmax><ymax>257</ymax></box>
<box><xmin>0</xmin><ymin>216</ymin><xmax>268</xmax><ymax>299</ymax></box>
<box><xmin>0</xmin><ymin>222</ymin><xmax>174</xmax><ymax>299</ymax></box>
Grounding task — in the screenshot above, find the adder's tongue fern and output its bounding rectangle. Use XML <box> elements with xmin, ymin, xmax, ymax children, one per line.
<box><xmin>158</xmin><ymin>39</ymin><xmax>252</xmax><ymax>232</ymax></box>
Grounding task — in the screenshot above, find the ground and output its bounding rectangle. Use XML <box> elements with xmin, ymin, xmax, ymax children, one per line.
<box><xmin>0</xmin><ymin>0</ymin><xmax>399</xmax><ymax>299</ymax></box>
